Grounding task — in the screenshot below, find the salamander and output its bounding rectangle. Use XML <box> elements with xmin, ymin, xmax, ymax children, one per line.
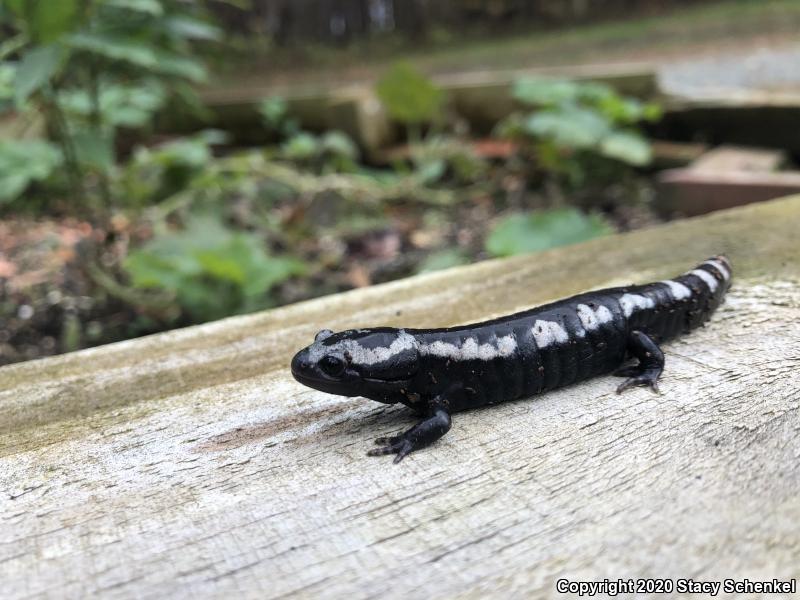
<box><xmin>291</xmin><ymin>255</ymin><xmax>732</xmax><ymax>462</ymax></box>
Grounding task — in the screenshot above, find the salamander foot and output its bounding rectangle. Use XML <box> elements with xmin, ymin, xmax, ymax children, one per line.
<box><xmin>614</xmin><ymin>330</ymin><xmax>664</xmax><ymax>395</ymax></box>
<box><xmin>367</xmin><ymin>404</ymin><xmax>451</xmax><ymax>463</ymax></box>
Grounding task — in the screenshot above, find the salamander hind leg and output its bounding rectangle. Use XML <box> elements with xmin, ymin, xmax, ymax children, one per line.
<box><xmin>614</xmin><ymin>330</ymin><xmax>665</xmax><ymax>394</ymax></box>
<box><xmin>368</xmin><ymin>403</ymin><xmax>451</xmax><ymax>463</ymax></box>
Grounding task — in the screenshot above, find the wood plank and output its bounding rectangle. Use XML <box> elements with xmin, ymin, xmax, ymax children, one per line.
<box><xmin>2</xmin><ymin>196</ymin><xmax>800</xmax><ymax>598</ymax></box>
<box><xmin>657</xmin><ymin>169</ymin><xmax>800</xmax><ymax>216</ymax></box>
<box><xmin>690</xmin><ymin>144</ymin><xmax>786</xmax><ymax>173</ymax></box>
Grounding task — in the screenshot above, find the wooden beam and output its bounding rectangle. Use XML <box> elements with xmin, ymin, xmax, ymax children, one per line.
<box><xmin>2</xmin><ymin>196</ymin><xmax>800</xmax><ymax>598</ymax></box>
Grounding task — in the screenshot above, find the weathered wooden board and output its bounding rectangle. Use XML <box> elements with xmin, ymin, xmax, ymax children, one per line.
<box><xmin>2</xmin><ymin>196</ymin><xmax>800</xmax><ymax>599</ymax></box>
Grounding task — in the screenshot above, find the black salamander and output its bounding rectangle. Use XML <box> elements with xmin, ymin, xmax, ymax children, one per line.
<box><xmin>291</xmin><ymin>256</ymin><xmax>732</xmax><ymax>462</ymax></box>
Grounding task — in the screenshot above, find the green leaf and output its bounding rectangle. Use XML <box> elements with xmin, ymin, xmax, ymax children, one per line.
<box><xmin>100</xmin><ymin>83</ymin><xmax>166</xmax><ymax>127</ymax></box>
<box><xmin>376</xmin><ymin>62</ymin><xmax>444</xmax><ymax>125</ymax></box>
<box><xmin>0</xmin><ymin>34</ymin><xmax>27</xmax><ymax>61</ymax></box>
<box><xmin>0</xmin><ymin>139</ymin><xmax>62</xmax><ymax>203</ymax></box>
<box><xmin>67</xmin><ymin>32</ymin><xmax>159</xmax><ymax>66</ymax></box>
<box><xmin>259</xmin><ymin>96</ymin><xmax>288</xmax><ymax>127</ymax></box>
<box><xmin>281</xmin><ymin>132</ymin><xmax>319</xmax><ymax>161</ymax></box>
<box><xmin>124</xmin><ymin>250</ymin><xmax>187</xmax><ymax>290</ymax></box>
<box><xmin>416</xmin><ymin>158</ymin><xmax>446</xmax><ymax>185</ymax></box>
<box><xmin>599</xmin><ymin>132</ymin><xmax>652</xmax><ymax>166</ymax></box>
<box><xmin>161</xmin><ymin>132</ymin><xmax>220</xmax><ymax>167</ymax></box>
<box><xmin>163</xmin><ymin>16</ymin><xmax>222</xmax><ymax>41</ymax></box>
<box><xmin>150</xmin><ymin>52</ymin><xmax>207</xmax><ymax>82</ymax></box>
<box><xmin>642</xmin><ymin>102</ymin><xmax>663</xmax><ymax>122</ymax></box>
<box><xmin>597</xmin><ymin>95</ymin><xmax>646</xmax><ymax>124</ymax></box>
<box><xmin>66</xmin><ymin>32</ymin><xmax>208</xmax><ymax>82</ymax></box>
<box><xmin>124</xmin><ymin>214</ymin><xmax>307</xmax><ymax>322</ymax></box>
<box><xmin>525</xmin><ymin>106</ymin><xmax>611</xmax><ymax>149</ymax></box>
<box><xmin>25</xmin><ymin>0</ymin><xmax>79</xmax><ymax>42</ymax></box>
<box><xmin>60</xmin><ymin>81</ymin><xmax>167</xmax><ymax>128</ymax></box>
<box><xmin>73</xmin><ymin>130</ymin><xmax>114</xmax><ymax>170</ymax></box>
<box><xmin>241</xmin><ymin>253</ymin><xmax>306</xmax><ymax>299</ymax></box>
<box><xmin>486</xmin><ymin>208</ymin><xmax>613</xmax><ymax>257</ymax></box>
<box><xmin>104</xmin><ymin>0</ymin><xmax>164</xmax><ymax>16</ymax></box>
<box><xmin>259</xmin><ymin>96</ymin><xmax>300</xmax><ymax>138</ymax></box>
<box><xmin>321</xmin><ymin>131</ymin><xmax>358</xmax><ymax>160</ymax></box>
<box><xmin>14</xmin><ymin>44</ymin><xmax>64</xmax><ymax>105</ymax></box>
<box><xmin>4</xmin><ymin>0</ymin><xmax>26</xmax><ymax>17</ymax></box>
<box><xmin>196</xmin><ymin>249</ymin><xmax>246</xmax><ymax>284</ymax></box>
<box><xmin>575</xmin><ymin>81</ymin><xmax>615</xmax><ymax>103</ymax></box>
<box><xmin>0</xmin><ymin>63</ymin><xmax>15</xmax><ymax>103</ymax></box>
<box><xmin>513</xmin><ymin>77</ymin><xmax>580</xmax><ymax>107</ymax></box>
<box><xmin>125</xmin><ymin>131</ymin><xmax>225</xmax><ymax>202</ymax></box>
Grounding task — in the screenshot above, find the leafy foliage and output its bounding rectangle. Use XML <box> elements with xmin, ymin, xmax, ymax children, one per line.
<box><xmin>0</xmin><ymin>65</ymin><xmax>14</xmax><ymax>114</ymax></box>
<box><xmin>258</xmin><ymin>96</ymin><xmax>299</xmax><ymax>138</ymax></box>
<box><xmin>0</xmin><ymin>10</ymin><xmax>653</xmax><ymax>360</ymax></box>
<box><xmin>0</xmin><ymin>139</ymin><xmax>62</xmax><ymax>203</ymax></box>
<box><xmin>485</xmin><ymin>208</ymin><xmax>613</xmax><ymax>257</ymax></box>
<box><xmin>14</xmin><ymin>44</ymin><xmax>65</xmax><ymax>105</ymax></box>
<box><xmin>410</xmin><ymin>136</ymin><xmax>487</xmax><ymax>186</ymax></box>
<box><xmin>118</xmin><ymin>130</ymin><xmax>227</xmax><ymax>205</ymax></box>
<box><xmin>376</xmin><ymin>62</ymin><xmax>444</xmax><ymax>127</ymax></box>
<box><xmin>500</xmin><ymin>77</ymin><xmax>661</xmax><ymax>186</ymax></box>
<box><xmin>124</xmin><ymin>215</ymin><xmax>306</xmax><ymax>322</ymax></box>
<box><xmin>257</xmin><ymin>97</ymin><xmax>360</xmax><ymax>173</ymax></box>
<box><xmin>5</xmin><ymin>0</ymin><xmax>81</xmax><ymax>43</ymax></box>
<box><xmin>279</xmin><ymin>130</ymin><xmax>360</xmax><ymax>173</ymax></box>
<box><xmin>60</xmin><ymin>81</ymin><xmax>167</xmax><ymax>128</ymax></box>
<box><xmin>1</xmin><ymin>0</ymin><xmax>221</xmax><ymax>204</ymax></box>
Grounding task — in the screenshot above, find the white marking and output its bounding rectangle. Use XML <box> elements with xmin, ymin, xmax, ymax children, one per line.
<box><xmin>420</xmin><ymin>334</ymin><xmax>517</xmax><ymax>361</ymax></box>
<box><xmin>531</xmin><ymin>320</ymin><xmax>568</xmax><ymax>348</ymax></box>
<box><xmin>310</xmin><ymin>330</ymin><xmax>417</xmax><ymax>365</ymax></box>
<box><xmin>661</xmin><ymin>280</ymin><xmax>692</xmax><ymax>300</ymax></box>
<box><xmin>576</xmin><ymin>303</ymin><xmax>614</xmax><ymax>332</ymax></box>
<box><xmin>704</xmin><ymin>259</ymin><xmax>731</xmax><ymax>281</ymax></box>
<box><xmin>596</xmin><ymin>305</ymin><xmax>613</xmax><ymax>324</ymax></box>
<box><xmin>690</xmin><ymin>269</ymin><xmax>719</xmax><ymax>293</ymax></box>
<box><xmin>497</xmin><ymin>335</ymin><xmax>517</xmax><ymax>356</ymax></box>
<box><xmin>619</xmin><ymin>293</ymin><xmax>655</xmax><ymax>317</ymax></box>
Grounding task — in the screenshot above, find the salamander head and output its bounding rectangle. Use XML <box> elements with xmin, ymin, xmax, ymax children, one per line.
<box><xmin>291</xmin><ymin>328</ymin><xmax>420</xmax><ymax>401</ymax></box>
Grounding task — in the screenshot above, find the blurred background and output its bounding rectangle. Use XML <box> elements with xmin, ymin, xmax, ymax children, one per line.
<box><xmin>1</xmin><ymin>0</ymin><xmax>799</xmax><ymax>365</ymax></box>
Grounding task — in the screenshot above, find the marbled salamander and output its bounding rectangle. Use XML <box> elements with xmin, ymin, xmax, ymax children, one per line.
<box><xmin>291</xmin><ymin>256</ymin><xmax>732</xmax><ymax>462</ymax></box>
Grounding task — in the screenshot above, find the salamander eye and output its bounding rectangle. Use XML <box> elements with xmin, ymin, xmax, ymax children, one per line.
<box><xmin>319</xmin><ymin>355</ymin><xmax>345</xmax><ymax>377</ymax></box>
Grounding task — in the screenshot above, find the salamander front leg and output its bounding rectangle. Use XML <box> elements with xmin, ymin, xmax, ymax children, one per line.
<box><xmin>614</xmin><ymin>330</ymin><xmax>664</xmax><ymax>394</ymax></box>
<box><xmin>368</xmin><ymin>402</ymin><xmax>452</xmax><ymax>463</ymax></box>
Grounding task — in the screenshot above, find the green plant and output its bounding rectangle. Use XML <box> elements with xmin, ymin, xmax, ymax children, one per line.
<box><xmin>499</xmin><ymin>77</ymin><xmax>661</xmax><ymax>187</ymax></box>
<box><xmin>376</xmin><ymin>62</ymin><xmax>444</xmax><ymax>142</ymax></box>
<box><xmin>124</xmin><ymin>214</ymin><xmax>306</xmax><ymax>323</ymax></box>
<box><xmin>119</xmin><ymin>129</ymin><xmax>226</xmax><ymax>206</ymax></box>
<box><xmin>257</xmin><ymin>98</ymin><xmax>360</xmax><ymax>174</ymax></box>
<box><xmin>0</xmin><ymin>63</ymin><xmax>15</xmax><ymax>112</ymax></box>
<box><xmin>485</xmin><ymin>208</ymin><xmax>613</xmax><ymax>257</ymax></box>
<box><xmin>0</xmin><ymin>139</ymin><xmax>63</xmax><ymax>203</ymax></box>
<box><xmin>258</xmin><ymin>96</ymin><xmax>299</xmax><ymax>139</ymax></box>
<box><xmin>1</xmin><ymin>0</ymin><xmax>220</xmax><ymax>206</ymax></box>
<box><xmin>278</xmin><ymin>130</ymin><xmax>360</xmax><ymax>173</ymax></box>
<box><xmin>374</xmin><ymin>65</ymin><xmax>485</xmax><ymax>187</ymax></box>
<box><xmin>409</xmin><ymin>136</ymin><xmax>487</xmax><ymax>186</ymax></box>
